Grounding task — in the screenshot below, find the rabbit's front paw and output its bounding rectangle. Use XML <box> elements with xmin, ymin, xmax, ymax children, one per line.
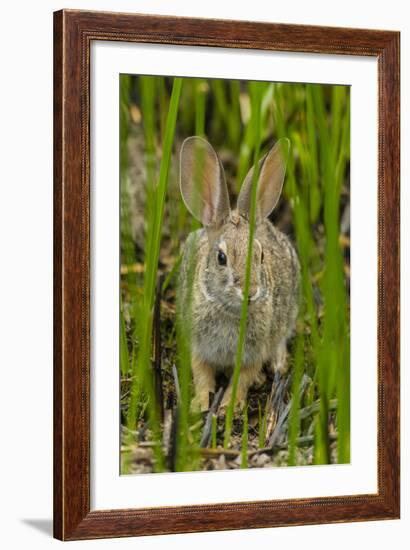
<box><xmin>271</xmin><ymin>341</ymin><xmax>288</xmax><ymax>375</ymax></box>
<box><xmin>252</xmin><ymin>369</ymin><xmax>266</xmax><ymax>389</ymax></box>
<box><xmin>191</xmin><ymin>355</ymin><xmax>215</xmax><ymax>412</ymax></box>
<box><xmin>220</xmin><ymin>389</ymin><xmax>246</xmax><ymax>414</ymax></box>
<box><xmin>192</xmin><ymin>390</ymin><xmax>212</xmax><ymax>413</ymax></box>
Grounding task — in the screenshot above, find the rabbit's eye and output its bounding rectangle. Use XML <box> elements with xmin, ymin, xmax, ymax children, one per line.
<box><xmin>261</xmin><ymin>249</ymin><xmax>264</xmax><ymax>264</ymax></box>
<box><xmin>217</xmin><ymin>249</ymin><xmax>227</xmax><ymax>266</ymax></box>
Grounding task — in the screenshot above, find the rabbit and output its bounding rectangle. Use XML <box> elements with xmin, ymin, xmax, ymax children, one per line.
<box><xmin>177</xmin><ymin>136</ymin><xmax>300</xmax><ymax>412</ymax></box>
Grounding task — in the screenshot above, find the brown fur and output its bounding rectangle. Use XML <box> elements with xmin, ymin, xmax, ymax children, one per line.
<box><xmin>177</xmin><ymin>137</ymin><xmax>300</xmax><ymax>411</ymax></box>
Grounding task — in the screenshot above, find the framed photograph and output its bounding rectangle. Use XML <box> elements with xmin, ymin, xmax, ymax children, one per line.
<box><xmin>54</xmin><ymin>9</ymin><xmax>400</xmax><ymax>540</ymax></box>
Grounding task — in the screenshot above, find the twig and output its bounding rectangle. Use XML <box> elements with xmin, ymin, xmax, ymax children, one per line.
<box><xmin>292</xmin><ymin>433</ymin><xmax>338</xmax><ymax>447</ymax></box>
<box><xmin>200</xmin><ymin>447</ymin><xmax>240</xmax><ymax>459</ymax></box>
<box><xmin>249</xmin><ymin>432</ymin><xmax>338</xmax><ymax>457</ymax></box>
<box><xmin>264</xmin><ymin>372</ymin><xmax>292</xmax><ymax>444</ymax></box>
<box><xmin>171</xmin><ymin>364</ymin><xmax>181</xmax><ymax>402</ymax></box>
<box><xmin>125</xmin><ymin>432</ymin><xmax>338</xmax><ymax>453</ymax></box>
<box><xmin>168</xmin><ymin>406</ymin><xmax>179</xmax><ymax>472</ymax></box>
<box><xmin>200</xmin><ymin>387</ymin><xmax>224</xmax><ymax>447</ymax></box>
<box><xmin>165</xmin><ymin>390</ymin><xmax>174</xmax><ymax>411</ymax></box>
<box><xmin>268</xmin><ymin>400</ymin><xmax>293</xmax><ymax>449</ymax></box>
<box><xmin>299</xmin><ymin>398</ymin><xmax>338</xmax><ymax>420</ymax></box>
<box><xmin>138</xmin><ymin>441</ymin><xmax>160</xmax><ymax>448</ymax></box>
<box><xmin>268</xmin><ymin>373</ymin><xmax>310</xmax><ymax>449</ymax></box>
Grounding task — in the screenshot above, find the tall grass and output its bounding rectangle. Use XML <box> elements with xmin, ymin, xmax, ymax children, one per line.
<box><xmin>174</xmin><ymin>232</ymin><xmax>199</xmax><ymax>471</ymax></box>
<box><xmin>223</xmin><ymin>82</ymin><xmax>263</xmax><ymax>448</ymax></box>
<box><xmin>241</xmin><ymin>406</ymin><xmax>249</xmax><ymax>469</ymax></box>
<box><xmin>125</xmin><ymin>77</ymin><xmax>182</xmax><ymax>471</ymax></box>
<box><xmin>273</xmin><ymin>83</ymin><xmax>350</xmax><ymax>464</ymax></box>
<box><xmin>120</xmin><ymin>75</ymin><xmax>350</xmax><ymax>473</ymax></box>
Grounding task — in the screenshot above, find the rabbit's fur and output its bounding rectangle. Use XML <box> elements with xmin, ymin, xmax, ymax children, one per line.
<box><xmin>177</xmin><ymin>137</ymin><xmax>300</xmax><ymax>411</ymax></box>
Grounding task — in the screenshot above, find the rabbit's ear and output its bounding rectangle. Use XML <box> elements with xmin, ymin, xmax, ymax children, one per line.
<box><xmin>237</xmin><ymin>138</ymin><xmax>290</xmax><ymax>221</ymax></box>
<box><xmin>180</xmin><ymin>136</ymin><xmax>230</xmax><ymax>227</ymax></box>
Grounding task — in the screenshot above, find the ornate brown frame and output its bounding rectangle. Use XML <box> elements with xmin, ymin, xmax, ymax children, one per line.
<box><xmin>53</xmin><ymin>9</ymin><xmax>400</xmax><ymax>541</ymax></box>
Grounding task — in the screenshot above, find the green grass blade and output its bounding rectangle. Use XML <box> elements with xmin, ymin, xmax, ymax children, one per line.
<box><xmin>287</xmin><ymin>333</ymin><xmax>304</xmax><ymax>466</ymax></box>
<box><xmin>211</xmin><ymin>414</ymin><xmax>217</xmax><ymax>449</ymax></box>
<box><xmin>195</xmin><ymin>79</ymin><xmax>207</xmax><ymax>137</ymax></box>
<box><xmin>224</xmin><ymin>82</ymin><xmax>263</xmax><ymax>448</ymax></box>
<box><xmin>120</xmin><ymin>298</ymin><xmax>130</xmax><ymax>378</ymax></box>
<box><xmin>175</xmin><ymin>232</ymin><xmax>198</xmax><ymax>471</ymax></box>
<box><xmin>258</xmin><ymin>397</ymin><xmax>268</xmax><ymax>448</ymax></box>
<box><xmin>241</xmin><ymin>405</ymin><xmax>249</xmax><ymax>469</ymax></box>
<box><xmin>127</xmin><ymin>78</ymin><xmax>183</xmax><ymax>460</ymax></box>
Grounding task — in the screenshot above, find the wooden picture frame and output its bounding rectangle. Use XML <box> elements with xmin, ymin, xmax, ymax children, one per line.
<box><xmin>53</xmin><ymin>9</ymin><xmax>400</xmax><ymax>540</ymax></box>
